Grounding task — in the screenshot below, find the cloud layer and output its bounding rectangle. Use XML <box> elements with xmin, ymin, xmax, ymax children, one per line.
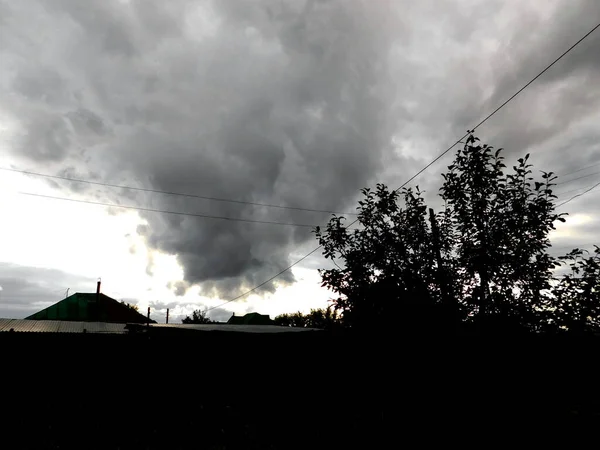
<box><xmin>1</xmin><ymin>0</ymin><xmax>599</xmax><ymax>302</ymax></box>
<box><xmin>0</xmin><ymin>263</ymin><xmax>96</xmax><ymax>318</ymax></box>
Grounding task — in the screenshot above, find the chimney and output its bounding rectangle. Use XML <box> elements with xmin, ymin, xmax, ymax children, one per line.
<box><xmin>96</xmin><ymin>278</ymin><xmax>101</xmax><ymax>321</ymax></box>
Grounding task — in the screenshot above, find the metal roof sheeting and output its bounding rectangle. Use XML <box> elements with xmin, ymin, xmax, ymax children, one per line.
<box><xmin>0</xmin><ymin>319</ymin><xmax>323</xmax><ymax>334</ymax></box>
<box><xmin>148</xmin><ymin>323</ymin><xmax>322</xmax><ymax>333</ymax></box>
<box><xmin>0</xmin><ymin>319</ymin><xmax>127</xmax><ymax>334</ymax></box>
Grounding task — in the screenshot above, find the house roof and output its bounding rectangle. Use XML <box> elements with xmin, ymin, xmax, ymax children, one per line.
<box><xmin>25</xmin><ymin>292</ymin><xmax>154</xmax><ymax>324</ymax></box>
<box><xmin>0</xmin><ymin>319</ymin><xmax>322</xmax><ymax>334</ymax></box>
<box><xmin>0</xmin><ymin>318</ymin><xmax>128</xmax><ymax>334</ymax></box>
<box><xmin>227</xmin><ymin>312</ymin><xmax>274</xmax><ymax>325</ymax></box>
<box><xmin>131</xmin><ymin>323</ymin><xmax>322</xmax><ymax>334</ymax></box>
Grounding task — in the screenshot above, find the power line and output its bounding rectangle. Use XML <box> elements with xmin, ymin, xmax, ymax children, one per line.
<box><xmin>205</xmin><ymin>20</ymin><xmax>600</xmax><ymax>313</ymax></box>
<box><xmin>556</xmin><ymin>180</ymin><xmax>600</xmax><ymax>208</ymax></box>
<box><xmin>557</xmin><ymin>160</ymin><xmax>600</xmax><ymax>178</ymax></box>
<box><xmin>556</xmin><ymin>170</ymin><xmax>600</xmax><ymax>186</ymax></box>
<box><xmin>556</xmin><ymin>186</ymin><xmax>588</xmax><ymax>198</ymax></box>
<box><xmin>1</xmin><ymin>167</ymin><xmax>358</xmax><ymax>216</ymax></box>
<box><xmin>19</xmin><ymin>192</ymin><xmax>318</xmax><ymax>228</ymax></box>
<box><xmin>205</xmin><ymin>246</ymin><xmax>322</xmax><ymax>312</ymax></box>
<box><xmin>541</xmin><ymin>162</ymin><xmax>600</xmax><ymax>197</ymax></box>
<box><xmin>555</xmin><ymin>179</ymin><xmax>600</xmax><ymax>198</ymax></box>
<box><xmin>392</xmin><ymin>22</ymin><xmax>600</xmax><ymax>193</ymax></box>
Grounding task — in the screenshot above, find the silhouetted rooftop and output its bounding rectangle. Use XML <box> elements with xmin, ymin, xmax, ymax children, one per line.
<box><xmin>227</xmin><ymin>312</ymin><xmax>274</xmax><ymax>325</ymax></box>
<box><xmin>25</xmin><ymin>292</ymin><xmax>153</xmax><ymax>324</ymax></box>
<box><xmin>0</xmin><ymin>318</ymin><xmax>128</xmax><ymax>334</ymax></box>
<box><xmin>0</xmin><ymin>318</ymin><xmax>322</xmax><ymax>334</ymax></box>
<box><xmin>145</xmin><ymin>323</ymin><xmax>321</xmax><ymax>333</ymax></box>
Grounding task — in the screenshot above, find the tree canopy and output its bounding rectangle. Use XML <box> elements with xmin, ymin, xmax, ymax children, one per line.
<box><xmin>120</xmin><ymin>300</ymin><xmax>139</xmax><ymax>312</ymax></box>
<box><xmin>182</xmin><ymin>309</ymin><xmax>214</xmax><ymax>324</ymax></box>
<box><xmin>315</xmin><ymin>133</ymin><xmax>599</xmax><ymax>334</ymax></box>
<box><xmin>274</xmin><ymin>307</ymin><xmax>340</xmax><ymax>329</ymax></box>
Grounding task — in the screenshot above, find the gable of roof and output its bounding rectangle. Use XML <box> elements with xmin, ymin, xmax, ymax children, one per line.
<box><xmin>227</xmin><ymin>315</ymin><xmax>245</xmax><ymax>325</ymax></box>
<box><xmin>25</xmin><ymin>293</ymin><xmax>154</xmax><ymax>324</ymax></box>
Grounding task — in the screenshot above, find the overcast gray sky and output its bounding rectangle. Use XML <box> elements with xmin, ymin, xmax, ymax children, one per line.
<box><xmin>0</xmin><ymin>0</ymin><xmax>599</xmax><ymax>321</ymax></box>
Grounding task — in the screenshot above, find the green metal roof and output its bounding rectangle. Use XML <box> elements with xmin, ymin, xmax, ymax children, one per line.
<box><xmin>25</xmin><ymin>293</ymin><xmax>154</xmax><ymax>324</ymax></box>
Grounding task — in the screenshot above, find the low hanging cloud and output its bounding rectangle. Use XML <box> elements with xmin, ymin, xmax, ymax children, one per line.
<box><xmin>1</xmin><ymin>0</ymin><xmax>600</xmax><ymax>301</ymax></box>
<box><xmin>0</xmin><ymin>263</ymin><xmax>96</xmax><ymax>318</ymax></box>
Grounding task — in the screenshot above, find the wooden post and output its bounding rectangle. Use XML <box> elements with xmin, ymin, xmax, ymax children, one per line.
<box><xmin>166</xmin><ymin>308</ymin><xmax>169</xmax><ymax>324</ymax></box>
<box><xmin>147</xmin><ymin>307</ymin><xmax>150</xmax><ymax>330</ymax></box>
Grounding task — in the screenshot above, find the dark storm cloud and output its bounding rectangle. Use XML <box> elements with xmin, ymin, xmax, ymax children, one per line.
<box><xmin>472</xmin><ymin>0</ymin><xmax>600</xmax><ymax>163</ymax></box>
<box><xmin>2</xmin><ymin>0</ymin><xmax>401</xmax><ymax>299</ymax></box>
<box><xmin>1</xmin><ymin>0</ymin><xmax>599</xmax><ymax>300</ymax></box>
<box><xmin>384</xmin><ymin>0</ymin><xmax>600</xmax><ymax>217</ymax></box>
<box><xmin>0</xmin><ymin>264</ymin><xmax>96</xmax><ymax>318</ymax></box>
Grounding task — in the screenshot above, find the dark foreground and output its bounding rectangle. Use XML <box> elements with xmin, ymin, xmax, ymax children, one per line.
<box><xmin>1</xmin><ymin>330</ymin><xmax>599</xmax><ymax>448</ymax></box>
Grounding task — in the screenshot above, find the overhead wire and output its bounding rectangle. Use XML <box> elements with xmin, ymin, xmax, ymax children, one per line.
<box><xmin>205</xmin><ymin>247</ymin><xmax>323</xmax><ymax>312</ymax></box>
<box><xmin>19</xmin><ymin>192</ymin><xmax>318</xmax><ymax>228</ymax></box>
<box><xmin>555</xmin><ymin>170</ymin><xmax>600</xmax><ymax>186</ymax></box>
<box><xmin>557</xmin><ymin>160</ymin><xmax>600</xmax><ymax>178</ymax></box>
<box><xmin>555</xmin><ymin>179</ymin><xmax>600</xmax><ymax>198</ymax></box>
<box><xmin>205</xmin><ymin>20</ymin><xmax>600</xmax><ymax>313</ymax></box>
<box><xmin>391</xmin><ymin>22</ymin><xmax>600</xmax><ymax>194</ymax></box>
<box><xmin>1</xmin><ymin>166</ymin><xmax>358</xmax><ymax>216</ymax></box>
<box><xmin>556</xmin><ymin>186</ymin><xmax>589</xmax><ymax>198</ymax></box>
<box><xmin>556</xmin><ymin>180</ymin><xmax>600</xmax><ymax>208</ymax></box>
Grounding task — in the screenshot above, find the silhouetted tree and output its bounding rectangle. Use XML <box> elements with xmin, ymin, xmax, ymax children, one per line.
<box><xmin>549</xmin><ymin>246</ymin><xmax>600</xmax><ymax>333</ymax></box>
<box><xmin>315</xmin><ymin>184</ymin><xmax>450</xmax><ymax>332</ymax></box>
<box><xmin>120</xmin><ymin>300</ymin><xmax>139</xmax><ymax>312</ymax></box>
<box><xmin>439</xmin><ymin>132</ymin><xmax>564</xmax><ymax>331</ymax></box>
<box><xmin>182</xmin><ymin>309</ymin><xmax>213</xmax><ymax>324</ymax></box>
<box><xmin>274</xmin><ymin>307</ymin><xmax>340</xmax><ymax>329</ymax></box>
<box><xmin>315</xmin><ymin>132</ymin><xmax>599</xmax><ymax>333</ymax></box>
<box><xmin>274</xmin><ymin>311</ymin><xmax>307</xmax><ymax>327</ymax></box>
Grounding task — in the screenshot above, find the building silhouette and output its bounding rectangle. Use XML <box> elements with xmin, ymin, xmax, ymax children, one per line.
<box><xmin>227</xmin><ymin>312</ymin><xmax>274</xmax><ymax>325</ymax></box>
<box><xmin>25</xmin><ymin>281</ymin><xmax>152</xmax><ymax>324</ymax></box>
